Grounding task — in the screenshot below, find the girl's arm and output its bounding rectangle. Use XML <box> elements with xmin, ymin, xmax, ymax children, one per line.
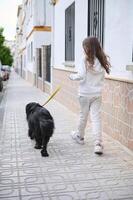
<box><xmin>69</xmin><ymin>59</ymin><xmax>86</xmax><ymax>81</ymax></box>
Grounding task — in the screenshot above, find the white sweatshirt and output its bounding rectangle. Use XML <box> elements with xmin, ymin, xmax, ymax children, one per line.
<box><xmin>69</xmin><ymin>57</ymin><xmax>105</xmax><ymax>97</ymax></box>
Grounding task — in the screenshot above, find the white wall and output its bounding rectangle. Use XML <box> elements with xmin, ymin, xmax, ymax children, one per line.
<box><xmin>104</xmin><ymin>0</ymin><xmax>133</xmax><ymax>79</ymax></box>
<box><xmin>34</xmin><ymin>31</ymin><xmax>51</xmax><ymax>48</ymax></box>
<box><xmin>53</xmin><ymin>0</ymin><xmax>88</xmax><ymax>69</ymax></box>
<box><xmin>33</xmin><ymin>0</ymin><xmax>46</xmax><ymax>26</ymax></box>
<box><xmin>26</xmin><ymin>31</ymin><xmax>51</xmax><ymax>73</ymax></box>
<box><xmin>54</xmin><ymin>0</ymin><xmax>133</xmax><ymax>80</ymax></box>
<box><xmin>26</xmin><ymin>34</ymin><xmax>34</xmax><ymax>72</ymax></box>
<box><xmin>46</xmin><ymin>0</ymin><xmax>52</xmax><ymax>26</ymax></box>
<box><xmin>75</xmin><ymin>0</ymin><xmax>88</xmax><ymax>68</ymax></box>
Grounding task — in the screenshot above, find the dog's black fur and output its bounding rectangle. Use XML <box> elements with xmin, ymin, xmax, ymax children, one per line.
<box><xmin>25</xmin><ymin>102</ymin><xmax>54</xmax><ymax>157</ymax></box>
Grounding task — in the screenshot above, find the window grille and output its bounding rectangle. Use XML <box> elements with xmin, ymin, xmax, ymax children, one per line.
<box><xmin>46</xmin><ymin>45</ymin><xmax>51</xmax><ymax>82</ymax></box>
<box><xmin>88</xmin><ymin>0</ymin><xmax>104</xmax><ymax>46</ymax></box>
<box><xmin>65</xmin><ymin>2</ymin><xmax>75</xmax><ymax>61</ymax></box>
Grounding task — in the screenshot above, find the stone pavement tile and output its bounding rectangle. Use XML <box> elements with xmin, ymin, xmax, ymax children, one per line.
<box><xmin>107</xmin><ymin>187</ymin><xmax>133</xmax><ymax>200</ymax></box>
<box><xmin>0</xmin><ymin>197</ymin><xmax>20</xmax><ymax>200</ymax></box>
<box><xmin>0</xmin><ymin>167</ymin><xmax>18</xmax><ymax>178</ymax></box>
<box><xmin>21</xmin><ymin>193</ymin><xmax>79</xmax><ymax>200</ymax></box>
<box><xmin>19</xmin><ymin>175</ymin><xmax>45</xmax><ymax>185</ymax></box>
<box><xmin>0</xmin><ymin>186</ymin><xmax>19</xmax><ymax>198</ymax></box>
<box><xmin>21</xmin><ymin>195</ymin><xmax>46</xmax><ymax>200</ymax></box>
<box><xmin>0</xmin><ymin>175</ymin><xmax>19</xmax><ymax>186</ymax></box>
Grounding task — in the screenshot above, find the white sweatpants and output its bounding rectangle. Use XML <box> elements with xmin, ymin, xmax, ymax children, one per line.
<box><xmin>77</xmin><ymin>96</ymin><xmax>102</xmax><ymax>144</ymax></box>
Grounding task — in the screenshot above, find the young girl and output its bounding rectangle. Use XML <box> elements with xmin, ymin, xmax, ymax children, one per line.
<box><xmin>69</xmin><ymin>36</ymin><xmax>111</xmax><ymax>154</ymax></box>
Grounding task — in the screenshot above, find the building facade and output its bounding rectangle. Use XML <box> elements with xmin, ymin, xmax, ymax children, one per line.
<box><xmin>15</xmin><ymin>0</ymin><xmax>52</xmax><ymax>93</ymax></box>
<box><xmin>51</xmin><ymin>0</ymin><xmax>133</xmax><ymax>151</ymax></box>
<box><xmin>15</xmin><ymin>4</ymin><xmax>23</xmax><ymax>74</ymax></box>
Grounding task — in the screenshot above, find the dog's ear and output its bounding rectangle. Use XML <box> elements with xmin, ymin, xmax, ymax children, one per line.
<box><xmin>26</xmin><ymin>103</ymin><xmax>35</xmax><ymax>114</ymax></box>
<box><xmin>26</xmin><ymin>104</ymin><xmax>30</xmax><ymax>117</ymax></box>
<box><xmin>25</xmin><ymin>104</ymin><xmax>29</xmax><ymax>115</ymax></box>
<box><xmin>26</xmin><ymin>102</ymin><xmax>41</xmax><ymax>115</ymax></box>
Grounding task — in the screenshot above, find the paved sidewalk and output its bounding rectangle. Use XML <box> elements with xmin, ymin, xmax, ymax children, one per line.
<box><xmin>0</xmin><ymin>71</ymin><xmax>133</xmax><ymax>200</ymax></box>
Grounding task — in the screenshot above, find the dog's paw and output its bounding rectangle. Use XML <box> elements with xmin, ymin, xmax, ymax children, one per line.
<box><xmin>34</xmin><ymin>144</ymin><xmax>42</xmax><ymax>149</ymax></box>
<box><xmin>41</xmin><ymin>150</ymin><xmax>49</xmax><ymax>157</ymax></box>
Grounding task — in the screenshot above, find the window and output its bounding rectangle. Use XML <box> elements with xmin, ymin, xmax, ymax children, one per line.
<box><xmin>88</xmin><ymin>0</ymin><xmax>104</xmax><ymax>46</ymax></box>
<box><xmin>65</xmin><ymin>2</ymin><xmax>75</xmax><ymax>61</ymax></box>
<box><xmin>46</xmin><ymin>45</ymin><xmax>51</xmax><ymax>82</ymax></box>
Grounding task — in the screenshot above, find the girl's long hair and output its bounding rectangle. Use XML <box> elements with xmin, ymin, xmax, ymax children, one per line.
<box><xmin>82</xmin><ymin>37</ymin><xmax>111</xmax><ymax>74</ymax></box>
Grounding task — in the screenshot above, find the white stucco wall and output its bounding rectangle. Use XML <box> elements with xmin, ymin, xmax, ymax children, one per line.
<box><xmin>53</xmin><ymin>0</ymin><xmax>133</xmax><ymax>80</ymax></box>
<box><xmin>46</xmin><ymin>0</ymin><xmax>52</xmax><ymax>26</ymax></box>
<box><xmin>104</xmin><ymin>0</ymin><xmax>133</xmax><ymax>79</ymax></box>
<box><xmin>26</xmin><ymin>31</ymin><xmax>51</xmax><ymax>73</ymax></box>
<box><xmin>53</xmin><ymin>0</ymin><xmax>88</xmax><ymax>69</ymax></box>
<box><xmin>26</xmin><ymin>34</ymin><xmax>34</xmax><ymax>72</ymax></box>
<box><xmin>34</xmin><ymin>31</ymin><xmax>51</xmax><ymax>48</ymax></box>
<box><xmin>33</xmin><ymin>0</ymin><xmax>46</xmax><ymax>26</ymax></box>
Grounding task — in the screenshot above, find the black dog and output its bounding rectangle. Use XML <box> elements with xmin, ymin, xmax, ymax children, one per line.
<box><xmin>25</xmin><ymin>102</ymin><xmax>54</xmax><ymax>157</ymax></box>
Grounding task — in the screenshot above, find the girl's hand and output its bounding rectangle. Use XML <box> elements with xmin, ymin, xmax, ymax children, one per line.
<box><xmin>69</xmin><ymin>73</ymin><xmax>75</xmax><ymax>80</ymax></box>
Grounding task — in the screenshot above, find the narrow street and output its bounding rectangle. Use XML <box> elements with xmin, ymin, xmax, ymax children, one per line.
<box><xmin>0</xmin><ymin>71</ymin><xmax>133</xmax><ymax>200</ymax></box>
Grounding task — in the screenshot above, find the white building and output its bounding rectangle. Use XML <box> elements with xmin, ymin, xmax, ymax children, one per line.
<box><xmin>51</xmin><ymin>0</ymin><xmax>133</xmax><ymax>151</ymax></box>
<box><xmin>15</xmin><ymin>4</ymin><xmax>23</xmax><ymax>74</ymax></box>
<box><xmin>15</xmin><ymin>0</ymin><xmax>52</xmax><ymax>92</ymax></box>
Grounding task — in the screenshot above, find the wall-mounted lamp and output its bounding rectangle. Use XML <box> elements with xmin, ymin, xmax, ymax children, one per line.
<box><xmin>16</xmin><ymin>27</ymin><xmax>23</xmax><ymax>36</ymax></box>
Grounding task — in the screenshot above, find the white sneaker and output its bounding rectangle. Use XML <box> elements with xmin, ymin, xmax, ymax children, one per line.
<box><xmin>94</xmin><ymin>143</ymin><xmax>103</xmax><ymax>155</ymax></box>
<box><xmin>71</xmin><ymin>131</ymin><xmax>84</xmax><ymax>145</ymax></box>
